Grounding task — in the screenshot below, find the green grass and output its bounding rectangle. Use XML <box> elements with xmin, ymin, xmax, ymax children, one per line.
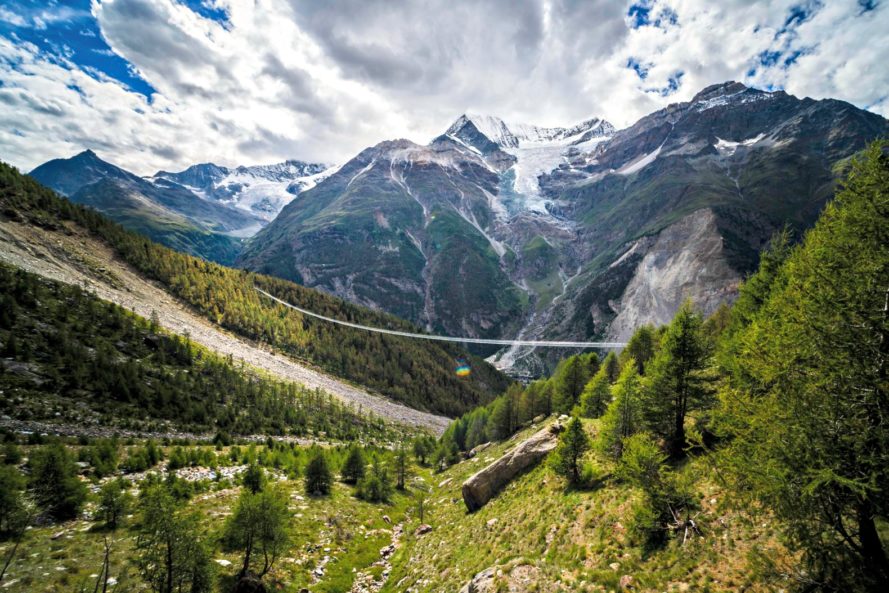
<box><xmin>383</xmin><ymin>419</ymin><xmax>792</xmax><ymax>593</ymax></box>
<box><xmin>1</xmin><ymin>443</ymin><xmax>428</xmax><ymax>593</ymax></box>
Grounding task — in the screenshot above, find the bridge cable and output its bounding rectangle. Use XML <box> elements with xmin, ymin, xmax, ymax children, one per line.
<box><xmin>255</xmin><ymin>287</ymin><xmax>626</xmax><ymax>349</ymax></box>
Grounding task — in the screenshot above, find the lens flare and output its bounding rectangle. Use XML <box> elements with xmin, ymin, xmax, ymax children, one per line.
<box><xmin>455</xmin><ymin>361</ymin><xmax>471</xmax><ymax>377</ymax></box>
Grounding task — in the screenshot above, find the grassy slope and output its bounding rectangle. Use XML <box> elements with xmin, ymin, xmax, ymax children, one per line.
<box><xmin>385</xmin><ymin>420</ymin><xmax>791</xmax><ymax>593</ymax></box>
<box><xmin>0</xmin><ymin>443</ymin><xmax>425</xmax><ymax>593</ymax></box>
<box><xmin>2</xmin><ymin>422</ymin><xmax>796</xmax><ymax>593</ymax></box>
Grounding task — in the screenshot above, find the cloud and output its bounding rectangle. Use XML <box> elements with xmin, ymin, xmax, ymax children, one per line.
<box><xmin>0</xmin><ymin>0</ymin><xmax>887</xmax><ymax>176</ymax></box>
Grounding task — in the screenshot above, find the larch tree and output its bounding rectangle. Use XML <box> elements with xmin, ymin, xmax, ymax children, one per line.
<box><xmin>717</xmin><ymin>141</ymin><xmax>889</xmax><ymax>592</ymax></box>
<box><xmin>643</xmin><ymin>301</ymin><xmax>709</xmax><ymax>457</ymax></box>
<box><xmin>599</xmin><ymin>360</ymin><xmax>645</xmax><ymax>459</ymax></box>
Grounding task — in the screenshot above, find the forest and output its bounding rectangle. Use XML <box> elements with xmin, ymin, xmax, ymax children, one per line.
<box><xmin>0</xmin><ymin>161</ymin><xmax>512</xmax><ymax>417</ymax></box>
<box><xmin>0</xmin><ymin>263</ymin><xmax>399</xmax><ymax>441</ymax></box>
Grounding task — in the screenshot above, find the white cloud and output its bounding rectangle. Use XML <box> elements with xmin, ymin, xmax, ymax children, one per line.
<box><xmin>0</xmin><ymin>0</ymin><xmax>887</xmax><ymax>175</ymax></box>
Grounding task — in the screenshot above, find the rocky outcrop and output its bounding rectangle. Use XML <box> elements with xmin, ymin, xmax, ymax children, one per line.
<box><xmin>458</xmin><ymin>565</ymin><xmax>544</xmax><ymax>593</ymax></box>
<box><xmin>607</xmin><ymin>208</ymin><xmax>741</xmax><ymax>341</ymax></box>
<box><xmin>462</xmin><ymin>422</ymin><xmax>563</xmax><ymax>511</ymax></box>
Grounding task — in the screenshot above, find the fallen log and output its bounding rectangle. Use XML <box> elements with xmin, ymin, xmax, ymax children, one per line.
<box><xmin>461</xmin><ymin>421</ymin><xmax>564</xmax><ymax>512</ymax></box>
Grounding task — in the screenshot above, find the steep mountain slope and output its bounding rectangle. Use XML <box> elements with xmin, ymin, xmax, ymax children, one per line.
<box><xmin>0</xmin><ymin>162</ymin><xmax>512</xmax><ymax>421</ymax></box>
<box><xmin>240</xmin><ymin>82</ymin><xmax>889</xmax><ymax>374</ymax></box>
<box><xmin>538</xmin><ymin>82</ymin><xmax>889</xmax><ymax>348</ymax></box>
<box><xmin>154</xmin><ymin>159</ymin><xmax>332</xmax><ymax>221</ymax></box>
<box><xmin>238</xmin><ymin>116</ymin><xmax>613</xmax><ymax>346</ymax></box>
<box><xmin>29</xmin><ymin>150</ymin><xmax>264</xmax><ymax>264</ymax></box>
<box><xmin>0</xmin><ymin>262</ymin><xmax>401</xmax><ymax>440</ymax></box>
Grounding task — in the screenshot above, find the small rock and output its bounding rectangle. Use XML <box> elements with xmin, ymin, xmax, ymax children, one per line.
<box><xmin>415</xmin><ymin>524</ymin><xmax>432</xmax><ymax>535</ymax></box>
<box><xmin>620</xmin><ymin>575</ymin><xmax>634</xmax><ymax>590</ymax></box>
<box><xmin>609</xmin><ymin>562</ymin><xmax>621</xmax><ymax>571</ymax></box>
<box><xmin>214</xmin><ymin>559</ymin><xmax>232</xmax><ymax>567</ymax></box>
<box><xmin>486</xmin><ymin>518</ymin><xmax>498</xmax><ymax>528</ymax></box>
<box><xmin>382</xmin><ymin>515</ymin><xmax>391</xmax><ymax>524</ymax></box>
<box><xmin>50</xmin><ymin>531</ymin><xmax>65</xmax><ymax>540</ymax></box>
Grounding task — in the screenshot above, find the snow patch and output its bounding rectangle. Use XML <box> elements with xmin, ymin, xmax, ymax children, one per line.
<box><xmin>617</xmin><ymin>143</ymin><xmax>663</xmax><ymax>176</ymax></box>
<box><xmin>713</xmin><ymin>133</ymin><xmax>766</xmax><ymax>156</ymax></box>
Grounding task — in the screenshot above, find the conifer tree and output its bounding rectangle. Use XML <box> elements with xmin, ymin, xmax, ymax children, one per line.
<box><xmin>620</xmin><ymin>325</ymin><xmax>657</xmax><ymax>375</ymax></box>
<box><xmin>599</xmin><ymin>360</ymin><xmax>644</xmax><ymax>459</ymax></box>
<box><xmin>551</xmin><ymin>353</ymin><xmax>598</xmax><ymax>414</ymax></box>
<box><xmin>643</xmin><ymin>301</ymin><xmax>709</xmax><ymax>457</ymax></box>
<box><xmin>579</xmin><ymin>367</ymin><xmax>611</xmax><ymax>418</ymax></box>
<box><xmin>602</xmin><ymin>351</ymin><xmax>621</xmax><ymax>383</ymax></box>
<box><xmin>304</xmin><ymin>449</ymin><xmax>332</xmax><ymax>496</ymax></box>
<box><xmin>551</xmin><ymin>417</ymin><xmax>590</xmax><ymax>485</ymax></box>
<box><xmin>717</xmin><ymin>141</ymin><xmax>889</xmax><ymax>591</ymax></box>
<box><xmin>341</xmin><ymin>446</ymin><xmax>366</xmax><ymax>485</ymax></box>
<box><xmin>224</xmin><ymin>487</ymin><xmax>291</xmax><ymax>579</ymax></box>
<box><xmin>28</xmin><ymin>443</ymin><xmax>87</xmax><ymax>521</ymax></box>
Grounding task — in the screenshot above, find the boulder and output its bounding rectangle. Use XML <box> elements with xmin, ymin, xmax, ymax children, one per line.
<box><xmin>461</xmin><ymin>422</ymin><xmax>563</xmax><ymax>511</ymax></box>
<box><xmin>459</xmin><ymin>567</ymin><xmax>496</xmax><ymax>593</ymax></box>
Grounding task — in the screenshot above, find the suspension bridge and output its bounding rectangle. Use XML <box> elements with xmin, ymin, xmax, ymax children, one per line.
<box><xmin>255</xmin><ymin>287</ymin><xmax>627</xmax><ymax>349</ymax></box>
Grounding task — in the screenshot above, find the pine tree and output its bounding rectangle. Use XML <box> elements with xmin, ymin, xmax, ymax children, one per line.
<box><xmin>224</xmin><ymin>487</ymin><xmax>291</xmax><ymax>579</ymax></box>
<box><xmin>716</xmin><ymin>141</ymin><xmax>889</xmax><ymax>591</ymax></box>
<box><xmin>394</xmin><ymin>443</ymin><xmax>410</xmax><ymax>490</ymax></box>
<box><xmin>643</xmin><ymin>301</ymin><xmax>709</xmax><ymax>457</ymax></box>
<box><xmin>28</xmin><ymin>443</ymin><xmax>87</xmax><ymax>521</ymax></box>
<box><xmin>486</xmin><ymin>395</ymin><xmax>514</xmax><ymax>441</ymax></box>
<box><xmin>620</xmin><ymin>325</ymin><xmax>657</xmax><ymax>375</ymax></box>
<box><xmin>550</xmin><ymin>353</ymin><xmax>598</xmax><ymax>414</ymax></box>
<box><xmin>598</xmin><ymin>360</ymin><xmax>644</xmax><ymax>459</ymax></box>
<box><xmin>550</xmin><ymin>417</ymin><xmax>590</xmax><ymax>485</ymax></box>
<box><xmin>341</xmin><ymin>446</ymin><xmax>366</xmax><ymax>484</ymax></box>
<box><xmin>602</xmin><ymin>351</ymin><xmax>621</xmax><ymax>383</ymax></box>
<box><xmin>356</xmin><ymin>457</ymin><xmax>394</xmax><ymax>503</ymax></box>
<box><xmin>242</xmin><ymin>464</ymin><xmax>266</xmax><ymax>494</ymax></box>
<box><xmin>579</xmin><ymin>367</ymin><xmax>611</xmax><ymax>418</ymax></box>
<box><xmin>135</xmin><ymin>485</ymin><xmax>213</xmax><ymax>593</ymax></box>
<box><xmin>304</xmin><ymin>449</ymin><xmax>332</xmax><ymax>496</ymax></box>
<box><xmin>99</xmin><ymin>479</ymin><xmax>132</xmax><ymax>529</ymax></box>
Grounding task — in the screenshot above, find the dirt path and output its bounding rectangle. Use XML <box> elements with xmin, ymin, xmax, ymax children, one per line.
<box><xmin>0</xmin><ymin>220</ymin><xmax>451</xmax><ymax>434</ymax></box>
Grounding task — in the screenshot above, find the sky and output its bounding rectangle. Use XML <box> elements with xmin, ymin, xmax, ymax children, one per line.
<box><xmin>0</xmin><ymin>0</ymin><xmax>887</xmax><ymax>175</ymax></box>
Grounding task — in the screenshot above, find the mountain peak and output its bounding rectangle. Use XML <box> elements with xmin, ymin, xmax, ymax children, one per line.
<box><xmin>691</xmin><ymin>81</ymin><xmax>749</xmax><ymax>102</ymax></box>
<box><xmin>444</xmin><ymin>114</ymin><xmax>613</xmax><ymax>150</ymax></box>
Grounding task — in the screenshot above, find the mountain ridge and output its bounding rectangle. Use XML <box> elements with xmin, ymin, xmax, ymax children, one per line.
<box><xmin>238</xmin><ymin>81</ymin><xmax>889</xmax><ymax>374</ymax></box>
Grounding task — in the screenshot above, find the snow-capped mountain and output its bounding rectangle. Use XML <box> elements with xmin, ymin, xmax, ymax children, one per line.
<box><xmin>240</xmin><ymin>81</ymin><xmax>889</xmax><ymax>376</ymax></box>
<box><xmin>446</xmin><ymin>114</ymin><xmax>614</xmax><ymax>149</ymax></box>
<box><xmin>154</xmin><ymin>160</ymin><xmax>334</xmax><ymax>221</ymax></box>
<box><xmin>443</xmin><ymin>114</ymin><xmax>615</xmax><ymax>214</ymax></box>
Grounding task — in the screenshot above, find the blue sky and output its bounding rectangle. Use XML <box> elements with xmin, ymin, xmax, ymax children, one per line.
<box><xmin>1</xmin><ymin>1</ymin><xmax>887</xmax><ymax>174</ymax></box>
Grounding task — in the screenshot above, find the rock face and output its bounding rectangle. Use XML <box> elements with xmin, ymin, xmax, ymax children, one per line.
<box><xmin>607</xmin><ymin>208</ymin><xmax>740</xmax><ymax>341</ymax></box>
<box><xmin>462</xmin><ymin>422</ymin><xmax>563</xmax><ymax>511</ymax></box>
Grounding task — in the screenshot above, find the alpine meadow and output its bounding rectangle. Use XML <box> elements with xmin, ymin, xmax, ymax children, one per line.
<box><xmin>0</xmin><ymin>1</ymin><xmax>888</xmax><ymax>592</ymax></box>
